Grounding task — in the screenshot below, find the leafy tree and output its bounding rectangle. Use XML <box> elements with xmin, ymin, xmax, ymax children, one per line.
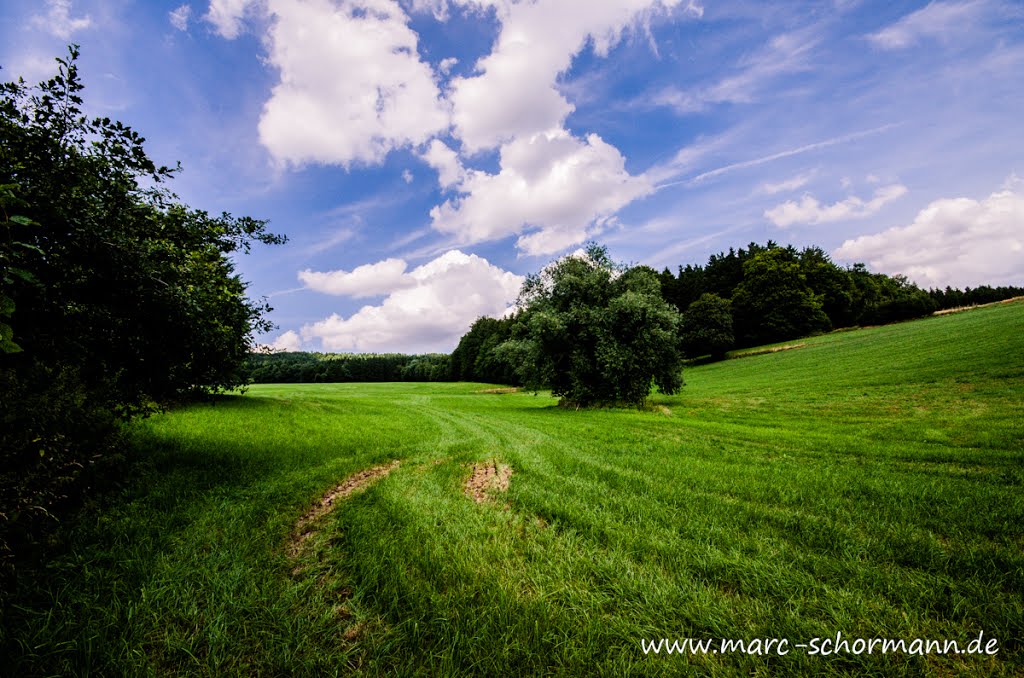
<box><xmin>0</xmin><ymin>47</ymin><xmax>284</xmax><ymax>570</ymax></box>
<box><xmin>798</xmin><ymin>246</ymin><xmax>856</xmax><ymax>328</ymax></box>
<box><xmin>845</xmin><ymin>265</ymin><xmax>936</xmax><ymax>325</ymax></box>
<box><xmin>2</xmin><ymin>46</ymin><xmax>285</xmax><ymax>405</ymax></box>
<box><xmin>703</xmin><ymin>247</ymin><xmax>744</xmax><ymax>299</ymax></box>
<box><xmin>679</xmin><ymin>293</ymin><xmax>734</xmax><ymax>359</ymax></box>
<box><xmin>704</xmin><ymin>241</ymin><xmax>779</xmax><ymax>299</ymax></box>
<box><xmin>859</xmin><ymin>273</ymin><xmax>937</xmax><ymax>325</ymax></box>
<box><xmin>657</xmin><ymin>263</ymin><xmax>707</xmax><ymax>313</ymax></box>
<box><xmin>446</xmin><ymin>314</ymin><xmax>522</xmax><ymax>385</ymax></box>
<box><xmin>731</xmin><ymin>248</ymin><xmax>830</xmax><ymax>346</ymax></box>
<box><xmin>508</xmin><ymin>244</ymin><xmax>683</xmax><ymax>407</ymax></box>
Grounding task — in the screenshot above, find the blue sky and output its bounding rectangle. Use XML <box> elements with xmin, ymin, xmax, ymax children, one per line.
<box><xmin>3</xmin><ymin>0</ymin><xmax>1023</xmax><ymax>353</ymax></box>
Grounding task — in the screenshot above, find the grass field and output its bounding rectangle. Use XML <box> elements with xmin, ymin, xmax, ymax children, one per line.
<box><xmin>3</xmin><ymin>300</ymin><xmax>1023</xmax><ymax>676</ymax></box>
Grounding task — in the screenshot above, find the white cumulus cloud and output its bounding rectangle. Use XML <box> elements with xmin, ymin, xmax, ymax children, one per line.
<box><xmin>300</xmin><ymin>250</ymin><xmax>524</xmax><ymax>353</ymax></box>
<box><xmin>256</xmin><ymin>0</ymin><xmax>449</xmax><ymax>167</ymax></box>
<box><xmin>298</xmin><ymin>258</ymin><xmax>416</xmax><ymax>298</ymax></box>
<box><xmin>31</xmin><ymin>0</ymin><xmax>92</xmax><ymax>39</ymax></box>
<box><xmin>834</xmin><ymin>180</ymin><xmax>1024</xmax><ymax>289</ymax></box>
<box><xmin>448</xmin><ymin>0</ymin><xmax>687</xmax><ymax>153</ymax></box>
<box><xmin>205</xmin><ymin>0</ymin><xmax>255</xmax><ymax>38</ymax></box>
<box><xmin>421</xmin><ymin>139</ymin><xmax>465</xmax><ymax>189</ymax></box>
<box><xmin>208</xmin><ymin>0</ymin><xmax>691</xmax><ymax>255</ymax></box>
<box><xmin>429</xmin><ymin>129</ymin><xmax>652</xmax><ymax>256</ymax></box>
<box><xmin>764</xmin><ymin>184</ymin><xmax>907</xmax><ymax>228</ymax></box>
<box><xmin>417</xmin><ymin>0</ymin><xmax>688</xmax><ymax>255</ymax></box>
<box><xmin>262</xmin><ymin>329</ymin><xmax>303</xmax><ymax>352</ymax></box>
<box><xmin>437</xmin><ymin>56</ymin><xmax>459</xmax><ymax>74</ymax></box>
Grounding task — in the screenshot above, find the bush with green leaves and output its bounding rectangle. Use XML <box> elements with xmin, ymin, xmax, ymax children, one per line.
<box><xmin>0</xmin><ymin>47</ymin><xmax>284</xmax><ymax>572</ymax></box>
<box><xmin>506</xmin><ymin>244</ymin><xmax>684</xmax><ymax>407</ymax></box>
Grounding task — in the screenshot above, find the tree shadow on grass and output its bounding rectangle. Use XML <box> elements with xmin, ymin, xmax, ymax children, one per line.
<box><xmin>0</xmin><ymin>407</ymin><xmax>357</xmax><ymax>677</ymax></box>
<box><xmin>164</xmin><ymin>392</ymin><xmax>280</xmax><ymax>411</ymax></box>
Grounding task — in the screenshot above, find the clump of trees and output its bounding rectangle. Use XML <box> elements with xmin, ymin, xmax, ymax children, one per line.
<box><xmin>1</xmin><ymin>48</ymin><xmax>284</xmax><ymax>573</ymax></box>
<box><xmin>453</xmin><ymin>245</ymin><xmax>684</xmax><ymax>407</ymax></box>
<box><xmin>451</xmin><ymin>241</ymin><xmax>1024</xmax><ymax>386</ymax></box>
<box><xmin>450</xmin><ymin>317</ymin><xmax>518</xmax><ymax>385</ymax></box>
<box><xmin>658</xmin><ymin>242</ymin><xmax>941</xmax><ymax>357</ymax></box>
<box><xmin>246</xmin><ymin>352</ymin><xmax>451</xmax><ymax>383</ymax></box>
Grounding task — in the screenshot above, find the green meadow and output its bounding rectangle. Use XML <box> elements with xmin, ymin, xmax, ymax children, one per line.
<box><xmin>3</xmin><ymin>301</ymin><xmax>1023</xmax><ymax>676</ymax></box>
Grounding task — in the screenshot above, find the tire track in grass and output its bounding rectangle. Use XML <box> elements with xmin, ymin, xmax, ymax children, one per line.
<box><xmin>288</xmin><ymin>460</ymin><xmax>400</xmax><ymax>558</ymax></box>
<box><xmin>308</xmin><ymin>395</ymin><xmax>927</xmax><ymax>671</ymax></box>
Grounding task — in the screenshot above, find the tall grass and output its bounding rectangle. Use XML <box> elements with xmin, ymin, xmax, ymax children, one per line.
<box><xmin>2</xmin><ymin>300</ymin><xmax>1022</xmax><ymax>676</ymax></box>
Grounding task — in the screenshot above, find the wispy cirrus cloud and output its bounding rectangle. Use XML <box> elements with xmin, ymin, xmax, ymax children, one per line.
<box><xmin>867</xmin><ymin>0</ymin><xmax>988</xmax><ymax>50</ymax></box>
<box><xmin>169</xmin><ymin>4</ymin><xmax>192</xmax><ymax>32</ymax></box>
<box><xmin>652</xmin><ymin>123</ymin><xmax>902</xmax><ymax>190</ymax></box>
<box><xmin>755</xmin><ymin>172</ymin><xmax>814</xmax><ymax>196</ymax></box>
<box><xmin>650</xmin><ymin>28</ymin><xmax>820</xmax><ymax>114</ymax></box>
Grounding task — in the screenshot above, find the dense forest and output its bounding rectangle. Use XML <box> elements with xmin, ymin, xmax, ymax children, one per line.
<box><xmin>246</xmin><ymin>352</ymin><xmax>452</xmax><ymax>384</ymax></box>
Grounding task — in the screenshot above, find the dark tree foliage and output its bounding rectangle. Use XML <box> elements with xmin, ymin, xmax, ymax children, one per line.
<box><xmin>445</xmin><ymin>313</ymin><xmax>528</xmax><ymax>386</ymax></box>
<box><xmin>703</xmin><ymin>241</ymin><xmax>778</xmax><ymax>299</ymax></box>
<box><xmin>731</xmin><ymin>248</ymin><xmax>831</xmax><ymax>346</ymax></box>
<box><xmin>652</xmin><ymin>241</ymin><xmax>967</xmax><ymax>353</ymax></box>
<box><xmin>703</xmin><ymin>247</ymin><xmax>744</xmax><ymax>299</ymax></box>
<box><xmin>450</xmin><ymin>238</ymin><xmax>1008</xmax><ymax>385</ymax></box>
<box><xmin>927</xmin><ymin>284</ymin><xmax>1024</xmax><ymax>310</ymax></box>
<box><xmin>506</xmin><ymin>244</ymin><xmax>684</xmax><ymax>407</ymax></box>
<box><xmin>675</xmin><ymin>264</ymin><xmax>707</xmax><ymax>312</ymax></box>
<box><xmin>798</xmin><ymin>246</ymin><xmax>857</xmax><ymax>328</ymax></box>
<box><xmin>0</xmin><ymin>48</ymin><xmax>284</xmax><ymax>572</ymax></box>
<box><xmin>679</xmin><ymin>293</ymin><xmax>734</xmax><ymax>359</ymax></box>
<box><xmin>659</xmin><ymin>264</ymin><xmax>707</xmax><ymax>312</ymax></box>
<box><xmin>657</xmin><ymin>267</ymin><xmax>679</xmax><ymax>309</ymax></box>
<box><xmin>246</xmin><ymin>352</ymin><xmax>452</xmax><ymax>384</ymax></box>
<box><xmin>450</xmin><ymin>316</ymin><xmax>520</xmax><ymax>384</ymax></box>
<box><xmin>450</xmin><ymin>241</ymin><xmax>1020</xmax><ymax>387</ymax></box>
<box><xmin>846</xmin><ymin>265</ymin><xmax>937</xmax><ymax>325</ymax></box>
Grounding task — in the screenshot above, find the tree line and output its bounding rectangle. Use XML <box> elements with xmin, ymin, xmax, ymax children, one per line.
<box><xmin>1</xmin><ymin>48</ymin><xmax>283</xmax><ymax>574</ymax></box>
<box><xmin>926</xmin><ymin>285</ymin><xmax>1024</xmax><ymax>310</ymax></box>
<box><xmin>246</xmin><ymin>351</ymin><xmax>452</xmax><ymax>383</ymax></box>
<box><xmin>451</xmin><ymin>242</ymin><xmax>1023</xmax><ymax>384</ymax></box>
<box><xmin>251</xmin><ymin>244</ymin><xmax>1023</xmax><ymax>396</ymax></box>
